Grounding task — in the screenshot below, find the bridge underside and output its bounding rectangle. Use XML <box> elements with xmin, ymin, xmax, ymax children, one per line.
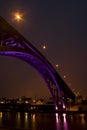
<box><xmin>0</xmin><ymin>16</ymin><xmax>75</xmax><ymax>110</ymax></box>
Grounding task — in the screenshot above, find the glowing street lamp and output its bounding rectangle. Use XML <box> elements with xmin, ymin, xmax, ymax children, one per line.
<box><xmin>63</xmin><ymin>75</ymin><xmax>66</xmax><ymax>79</ymax></box>
<box><xmin>13</xmin><ymin>11</ymin><xmax>23</xmax><ymax>23</ymax></box>
<box><xmin>42</xmin><ymin>44</ymin><xmax>47</xmax><ymax>50</ymax></box>
<box><xmin>55</xmin><ymin>64</ymin><xmax>59</xmax><ymax>68</ymax></box>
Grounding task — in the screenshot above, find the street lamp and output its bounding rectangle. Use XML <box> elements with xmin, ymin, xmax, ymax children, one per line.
<box><xmin>13</xmin><ymin>11</ymin><xmax>23</xmax><ymax>23</ymax></box>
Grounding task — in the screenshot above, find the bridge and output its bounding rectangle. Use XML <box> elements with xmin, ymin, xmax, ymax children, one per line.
<box><xmin>0</xmin><ymin>16</ymin><xmax>75</xmax><ymax>110</ymax></box>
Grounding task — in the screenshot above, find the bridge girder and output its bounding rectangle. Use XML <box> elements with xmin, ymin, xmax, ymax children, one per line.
<box><xmin>0</xmin><ymin>16</ymin><xmax>75</xmax><ymax>110</ymax></box>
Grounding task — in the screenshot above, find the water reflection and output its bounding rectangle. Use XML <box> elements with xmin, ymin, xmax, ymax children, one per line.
<box><xmin>63</xmin><ymin>113</ymin><xmax>66</xmax><ymax>123</ymax></box>
<box><xmin>0</xmin><ymin>112</ymin><xmax>2</xmax><ymax>118</ymax></box>
<box><xmin>16</xmin><ymin>112</ymin><xmax>21</xmax><ymax>128</ymax></box>
<box><xmin>55</xmin><ymin>113</ymin><xmax>58</xmax><ymax>123</ymax></box>
<box><xmin>63</xmin><ymin>113</ymin><xmax>68</xmax><ymax>130</ymax></box>
<box><xmin>55</xmin><ymin>113</ymin><xmax>60</xmax><ymax>130</ymax></box>
<box><xmin>0</xmin><ymin>112</ymin><xmax>87</xmax><ymax>130</ymax></box>
<box><xmin>31</xmin><ymin>114</ymin><xmax>36</xmax><ymax>129</ymax></box>
<box><xmin>0</xmin><ymin>112</ymin><xmax>2</xmax><ymax>126</ymax></box>
<box><xmin>69</xmin><ymin>114</ymin><xmax>73</xmax><ymax>121</ymax></box>
<box><xmin>32</xmin><ymin>114</ymin><xmax>35</xmax><ymax>122</ymax></box>
<box><xmin>24</xmin><ymin>112</ymin><xmax>29</xmax><ymax>129</ymax></box>
<box><xmin>55</xmin><ymin>113</ymin><xmax>68</xmax><ymax>130</ymax></box>
<box><xmin>79</xmin><ymin>114</ymin><xmax>85</xmax><ymax>125</ymax></box>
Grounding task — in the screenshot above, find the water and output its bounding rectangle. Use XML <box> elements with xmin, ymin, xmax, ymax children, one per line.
<box><xmin>0</xmin><ymin>112</ymin><xmax>87</xmax><ymax>130</ymax></box>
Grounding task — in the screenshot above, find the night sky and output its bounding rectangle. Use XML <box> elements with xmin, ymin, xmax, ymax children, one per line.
<box><xmin>0</xmin><ymin>0</ymin><xmax>87</xmax><ymax>99</ymax></box>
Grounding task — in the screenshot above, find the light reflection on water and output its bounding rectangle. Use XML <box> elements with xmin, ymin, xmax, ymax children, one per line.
<box><xmin>16</xmin><ymin>112</ymin><xmax>20</xmax><ymax>128</ymax></box>
<box><xmin>24</xmin><ymin>112</ymin><xmax>29</xmax><ymax>129</ymax></box>
<box><xmin>63</xmin><ymin>113</ymin><xmax>68</xmax><ymax>130</ymax></box>
<box><xmin>63</xmin><ymin>113</ymin><xmax>66</xmax><ymax>123</ymax></box>
<box><xmin>55</xmin><ymin>113</ymin><xmax>68</xmax><ymax>130</ymax></box>
<box><xmin>79</xmin><ymin>114</ymin><xmax>85</xmax><ymax>125</ymax></box>
<box><xmin>31</xmin><ymin>114</ymin><xmax>36</xmax><ymax>129</ymax></box>
<box><xmin>0</xmin><ymin>112</ymin><xmax>2</xmax><ymax>126</ymax></box>
<box><xmin>0</xmin><ymin>112</ymin><xmax>87</xmax><ymax>130</ymax></box>
<box><xmin>55</xmin><ymin>113</ymin><xmax>60</xmax><ymax>130</ymax></box>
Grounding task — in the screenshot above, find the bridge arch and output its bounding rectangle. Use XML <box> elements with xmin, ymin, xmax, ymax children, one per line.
<box><xmin>0</xmin><ymin>16</ymin><xmax>75</xmax><ymax>110</ymax></box>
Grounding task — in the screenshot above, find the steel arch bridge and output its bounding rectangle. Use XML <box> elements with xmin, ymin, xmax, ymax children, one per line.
<box><xmin>0</xmin><ymin>16</ymin><xmax>75</xmax><ymax>110</ymax></box>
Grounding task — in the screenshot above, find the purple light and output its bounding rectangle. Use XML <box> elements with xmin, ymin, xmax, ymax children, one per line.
<box><xmin>55</xmin><ymin>106</ymin><xmax>58</xmax><ymax>111</ymax></box>
<box><xmin>55</xmin><ymin>113</ymin><xmax>59</xmax><ymax>130</ymax></box>
<box><xmin>2</xmin><ymin>37</ymin><xmax>24</xmax><ymax>49</ymax></box>
<box><xmin>0</xmin><ymin>49</ymin><xmax>64</xmax><ymax>108</ymax></box>
<box><xmin>55</xmin><ymin>113</ymin><xmax>59</xmax><ymax>122</ymax></box>
<box><xmin>63</xmin><ymin>113</ymin><xmax>68</xmax><ymax>130</ymax></box>
<box><xmin>63</xmin><ymin>104</ymin><xmax>66</xmax><ymax>109</ymax></box>
<box><xmin>63</xmin><ymin>113</ymin><xmax>66</xmax><ymax>123</ymax></box>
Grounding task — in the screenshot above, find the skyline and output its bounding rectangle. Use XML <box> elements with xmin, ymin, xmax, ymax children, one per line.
<box><xmin>0</xmin><ymin>1</ymin><xmax>87</xmax><ymax>99</ymax></box>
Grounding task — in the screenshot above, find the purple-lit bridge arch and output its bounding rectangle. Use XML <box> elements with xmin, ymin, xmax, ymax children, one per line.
<box><xmin>0</xmin><ymin>16</ymin><xmax>75</xmax><ymax>110</ymax></box>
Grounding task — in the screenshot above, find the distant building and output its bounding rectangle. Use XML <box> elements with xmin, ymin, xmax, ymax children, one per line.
<box><xmin>16</xmin><ymin>96</ymin><xmax>32</xmax><ymax>104</ymax></box>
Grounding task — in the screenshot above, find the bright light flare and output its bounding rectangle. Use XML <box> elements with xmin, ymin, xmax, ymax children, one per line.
<box><xmin>42</xmin><ymin>44</ymin><xmax>47</xmax><ymax>50</ymax></box>
<box><xmin>13</xmin><ymin>11</ymin><xmax>23</xmax><ymax>23</ymax></box>
<box><xmin>55</xmin><ymin>64</ymin><xmax>59</xmax><ymax>68</ymax></box>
